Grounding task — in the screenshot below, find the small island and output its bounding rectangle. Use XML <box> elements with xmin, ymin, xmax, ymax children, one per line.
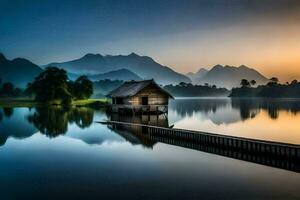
<box><xmin>230</xmin><ymin>78</ymin><xmax>300</xmax><ymax>98</ymax></box>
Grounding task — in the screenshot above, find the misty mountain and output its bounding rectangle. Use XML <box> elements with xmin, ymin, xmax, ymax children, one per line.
<box><xmin>45</xmin><ymin>53</ymin><xmax>191</xmax><ymax>85</ymax></box>
<box><xmin>0</xmin><ymin>53</ymin><xmax>43</xmax><ymax>87</ymax></box>
<box><xmin>194</xmin><ymin>65</ymin><xmax>269</xmax><ymax>89</ymax></box>
<box><xmin>88</xmin><ymin>68</ymin><xmax>142</xmax><ymax>81</ymax></box>
<box><xmin>92</xmin><ymin>79</ymin><xmax>124</xmax><ymax>98</ymax></box>
<box><xmin>186</xmin><ymin>68</ymin><xmax>208</xmax><ymax>83</ymax></box>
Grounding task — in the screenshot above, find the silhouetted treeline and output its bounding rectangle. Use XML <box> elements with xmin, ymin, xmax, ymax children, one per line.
<box><xmin>0</xmin><ymin>78</ymin><xmax>26</xmax><ymax>97</ymax></box>
<box><xmin>164</xmin><ymin>82</ymin><xmax>230</xmax><ymax>97</ymax></box>
<box><xmin>230</xmin><ymin>79</ymin><xmax>300</xmax><ymax>98</ymax></box>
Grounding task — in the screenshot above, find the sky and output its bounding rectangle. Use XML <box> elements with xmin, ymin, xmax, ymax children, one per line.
<box><xmin>1</xmin><ymin>0</ymin><xmax>300</xmax><ymax>81</ymax></box>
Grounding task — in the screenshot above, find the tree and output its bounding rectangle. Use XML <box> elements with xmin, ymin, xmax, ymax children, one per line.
<box><xmin>13</xmin><ymin>88</ymin><xmax>23</xmax><ymax>97</ymax></box>
<box><xmin>2</xmin><ymin>82</ymin><xmax>14</xmax><ymax>96</ymax></box>
<box><xmin>250</xmin><ymin>80</ymin><xmax>256</xmax><ymax>87</ymax></box>
<box><xmin>270</xmin><ymin>77</ymin><xmax>279</xmax><ymax>84</ymax></box>
<box><xmin>267</xmin><ymin>77</ymin><xmax>279</xmax><ymax>87</ymax></box>
<box><xmin>27</xmin><ymin>67</ymin><xmax>72</xmax><ymax>104</ymax></box>
<box><xmin>71</xmin><ymin>76</ymin><xmax>93</xmax><ymax>99</ymax></box>
<box><xmin>291</xmin><ymin>80</ymin><xmax>298</xmax><ymax>85</ymax></box>
<box><xmin>3</xmin><ymin>107</ymin><xmax>13</xmax><ymax>118</ymax></box>
<box><xmin>240</xmin><ymin>79</ymin><xmax>250</xmax><ymax>87</ymax></box>
<box><xmin>179</xmin><ymin>82</ymin><xmax>187</xmax><ymax>87</ymax></box>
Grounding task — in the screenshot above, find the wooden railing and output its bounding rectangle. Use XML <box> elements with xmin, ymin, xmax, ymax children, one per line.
<box><xmin>101</xmin><ymin>121</ymin><xmax>300</xmax><ymax>172</ymax></box>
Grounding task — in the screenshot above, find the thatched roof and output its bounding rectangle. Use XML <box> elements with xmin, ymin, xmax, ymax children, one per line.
<box><xmin>107</xmin><ymin>79</ymin><xmax>173</xmax><ymax>98</ymax></box>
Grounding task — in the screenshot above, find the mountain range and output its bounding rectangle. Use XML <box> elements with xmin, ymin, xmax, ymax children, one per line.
<box><xmin>0</xmin><ymin>52</ymin><xmax>270</xmax><ymax>89</ymax></box>
<box><xmin>0</xmin><ymin>53</ymin><xmax>43</xmax><ymax>87</ymax></box>
<box><xmin>67</xmin><ymin>68</ymin><xmax>142</xmax><ymax>82</ymax></box>
<box><xmin>187</xmin><ymin>65</ymin><xmax>269</xmax><ymax>88</ymax></box>
<box><xmin>45</xmin><ymin>53</ymin><xmax>191</xmax><ymax>85</ymax></box>
<box><xmin>186</xmin><ymin>68</ymin><xmax>208</xmax><ymax>82</ymax></box>
<box><xmin>87</xmin><ymin>68</ymin><xmax>142</xmax><ymax>82</ymax></box>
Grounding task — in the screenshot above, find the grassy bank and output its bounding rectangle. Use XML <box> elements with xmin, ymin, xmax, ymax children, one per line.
<box><xmin>0</xmin><ymin>98</ymin><xmax>111</xmax><ymax>108</ymax></box>
<box><xmin>0</xmin><ymin>98</ymin><xmax>42</xmax><ymax>107</ymax></box>
<box><xmin>71</xmin><ymin>98</ymin><xmax>111</xmax><ymax>108</ymax></box>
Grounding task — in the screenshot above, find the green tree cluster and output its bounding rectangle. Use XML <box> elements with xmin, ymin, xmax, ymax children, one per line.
<box><xmin>26</xmin><ymin>67</ymin><xmax>93</xmax><ymax>104</ymax></box>
<box><xmin>69</xmin><ymin>76</ymin><xmax>93</xmax><ymax>99</ymax></box>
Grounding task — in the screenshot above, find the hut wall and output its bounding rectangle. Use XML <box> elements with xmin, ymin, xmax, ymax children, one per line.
<box><xmin>123</xmin><ymin>97</ymin><xmax>132</xmax><ymax>105</ymax></box>
<box><xmin>130</xmin><ymin>85</ymin><xmax>169</xmax><ymax>106</ymax></box>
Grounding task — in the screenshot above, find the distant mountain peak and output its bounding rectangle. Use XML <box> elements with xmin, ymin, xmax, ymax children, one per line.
<box><xmin>128</xmin><ymin>52</ymin><xmax>140</xmax><ymax>57</ymax></box>
<box><xmin>212</xmin><ymin>64</ymin><xmax>223</xmax><ymax>69</ymax></box>
<box><xmin>82</xmin><ymin>53</ymin><xmax>103</xmax><ymax>59</ymax></box>
<box><xmin>0</xmin><ymin>53</ymin><xmax>7</xmax><ymax>62</ymax></box>
<box><xmin>238</xmin><ymin>65</ymin><xmax>250</xmax><ymax>69</ymax></box>
<box><xmin>12</xmin><ymin>57</ymin><xmax>35</xmax><ymax>65</ymax></box>
<box><xmin>45</xmin><ymin>53</ymin><xmax>191</xmax><ymax>85</ymax></box>
<box><xmin>87</xmin><ymin>68</ymin><xmax>142</xmax><ymax>81</ymax></box>
<box><xmin>194</xmin><ymin>64</ymin><xmax>268</xmax><ymax>89</ymax></box>
<box><xmin>197</xmin><ymin>68</ymin><xmax>208</xmax><ymax>73</ymax></box>
<box><xmin>0</xmin><ymin>53</ymin><xmax>43</xmax><ymax>87</ymax></box>
<box><xmin>186</xmin><ymin>68</ymin><xmax>208</xmax><ymax>83</ymax></box>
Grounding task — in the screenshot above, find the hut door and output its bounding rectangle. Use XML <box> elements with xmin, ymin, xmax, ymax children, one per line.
<box><xmin>142</xmin><ymin>96</ymin><xmax>148</xmax><ymax>105</ymax></box>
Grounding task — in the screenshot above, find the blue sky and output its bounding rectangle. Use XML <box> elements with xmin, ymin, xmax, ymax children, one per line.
<box><xmin>1</xmin><ymin>0</ymin><xmax>300</xmax><ymax>80</ymax></box>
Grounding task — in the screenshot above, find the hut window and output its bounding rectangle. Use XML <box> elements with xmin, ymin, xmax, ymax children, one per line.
<box><xmin>116</xmin><ymin>97</ymin><xmax>124</xmax><ymax>105</ymax></box>
<box><xmin>112</xmin><ymin>98</ymin><xmax>116</xmax><ymax>104</ymax></box>
<box><xmin>141</xmin><ymin>96</ymin><xmax>148</xmax><ymax>105</ymax></box>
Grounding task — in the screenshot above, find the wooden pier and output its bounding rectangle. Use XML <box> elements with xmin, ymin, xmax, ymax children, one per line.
<box><xmin>101</xmin><ymin>120</ymin><xmax>300</xmax><ymax>172</ymax></box>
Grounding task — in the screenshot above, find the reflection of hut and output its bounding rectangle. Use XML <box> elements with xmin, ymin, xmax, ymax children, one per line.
<box><xmin>107</xmin><ymin>114</ymin><xmax>170</xmax><ymax>148</ymax></box>
<box><xmin>110</xmin><ymin>113</ymin><xmax>169</xmax><ymax>128</ymax></box>
<box><xmin>107</xmin><ymin>80</ymin><xmax>173</xmax><ymax>114</ymax></box>
<box><xmin>108</xmin><ymin>123</ymin><xmax>157</xmax><ymax>148</ymax></box>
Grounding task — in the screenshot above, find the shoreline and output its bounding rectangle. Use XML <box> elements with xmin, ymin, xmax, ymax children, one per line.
<box><xmin>0</xmin><ymin>98</ymin><xmax>110</xmax><ymax>108</ymax></box>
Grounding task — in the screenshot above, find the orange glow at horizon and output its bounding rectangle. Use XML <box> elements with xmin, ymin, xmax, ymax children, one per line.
<box><xmin>144</xmin><ymin>17</ymin><xmax>300</xmax><ymax>82</ymax></box>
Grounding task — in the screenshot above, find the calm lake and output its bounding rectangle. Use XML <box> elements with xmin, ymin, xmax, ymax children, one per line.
<box><xmin>0</xmin><ymin>98</ymin><xmax>300</xmax><ymax>199</ymax></box>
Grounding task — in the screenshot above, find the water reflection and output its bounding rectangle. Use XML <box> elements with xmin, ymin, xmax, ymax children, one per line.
<box><xmin>1</xmin><ymin>104</ymin><xmax>300</xmax><ymax>173</ymax></box>
<box><xmin>2</xmin><ymin>107</ymin><xmax>13</xmax><ymax>118</ymax></box>
<box><xmin>27</xmin><ymin>107</ymin><xmax>94</xmax><ymax>138</ymax></box>
<box><xmin>0</xmin><ymin>107</ymin><xmax>36</xmax><ymax>146</ymax></box>
<box><xmin>0</xmin><ymin>107</ymin><xmax>99</xmax><ymax>146</ymax></box>
<box><xmin>169</xmin><ymin>98</ymin><xmax>300</xmax><ymax>144</ymax></box>
<box><xmin>170</xmin><ymin>98</ymin><xmax>300</xmax><ymax>123</ymax></box>
<box><xmin>231</xmin><ymin>98</ymin><xmax>300</xmax><ymax>120</ymax></box>
<box><xmin>105</xmin><ymin>122</ymin><xmax>300</xmax><ymax>172</ymax></box>
<box><xmin>170</xmin><ymin>98</ymin><xmax>228</xmax><ymax>118</ymax></box>
<box><xmin>1</xmin><ymin>98</ymin><xmax>300</xmax><ymax>146</ymax></box>
<box><xmin>107</xmin><ymin>114</ymin><xmax>169</xmax><ymax>148</ymax></box>
<box><xmin>1</xmin><ymin>101</ymin><xmax>300</xmax><ymax>199</ymax></box>
<box><xmin>109</xmin><ymin>113</ymin><xmax>169</xmax><ymax>127</ymax></box>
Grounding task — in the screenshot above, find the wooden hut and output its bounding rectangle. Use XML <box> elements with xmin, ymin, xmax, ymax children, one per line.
<box><xmin>107</xmin><ymin>79</ymin><xmax>174</xmax><ymax>114</ymax></box>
